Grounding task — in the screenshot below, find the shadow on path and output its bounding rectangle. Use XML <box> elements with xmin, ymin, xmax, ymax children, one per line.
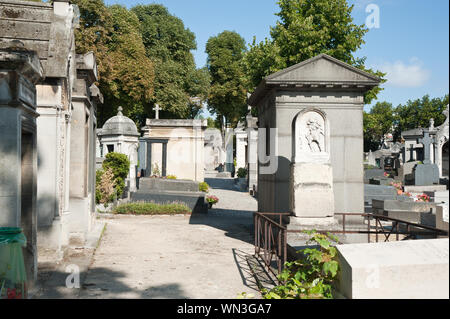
<box><xmin>190</xmin><ymin>209</ymin><xmax>254</xmax><ymax>245</ymax></box>
<box><xmin>36</xmin><ymin>267</ymin><xmax>187</xmax><ymax>299</ymax></box>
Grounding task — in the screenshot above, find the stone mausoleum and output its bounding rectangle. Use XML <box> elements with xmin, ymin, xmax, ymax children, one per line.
<box><xmin>0</xmin><ymin>46</ymin><xmax>43</xmax><ymax>289</ymax></box>
<box><xmin>98</xmin><ymin>107</ymin><xmax>140</xmax><ymax>192</ymax></box>
<box><xmin>139</xmin><ymin>118</ymin><xmax>207</xmax><ymax>182</ymax></box>
<box><xmin>248</xmin><ymin>54</ymin><xmax>381</xmax><ymax>224</ymax></box>
<box><xmin>1</xmin><ymin>0</ymin><xmax>103</xmax><ymax>274</ymax></box>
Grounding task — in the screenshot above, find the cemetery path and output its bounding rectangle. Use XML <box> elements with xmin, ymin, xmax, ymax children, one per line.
<box><xmin>80</xmin><ymin>178</ymin><xmax>260</xmax><ymax>299</ymax></box>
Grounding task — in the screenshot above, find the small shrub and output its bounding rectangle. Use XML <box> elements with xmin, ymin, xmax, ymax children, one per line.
<box><xmin>96</xmin><ymin>168</ymin><xmax>116</xmax><ymax>205</ymax></box>
<box><xmin>262</xmin><ymin>231</ymin><xmax>340</xmax><ymax>299</ymax></box>
<box><xmin>113</xmin><ymin>202</ymin><xmax>190</xmax><ymax>215</ymax></box>
<box><xmin>199</xmin><ymin>182</ymin><xmax>209</xmax><ymax>193</ymax></box>
<box><xmin>95</xmin><ymin>170</ymin><xmax>103</xmax><ymax>204</ymax></box>
<box><xmin>102</xmin><ymin>152</ymin><xmax>130</xmax><ymax>198</ymax></box>
<box><xmin>237</xmin><ymin>168</ymin><xmax>247</xmax><ymax>178</ymax></box>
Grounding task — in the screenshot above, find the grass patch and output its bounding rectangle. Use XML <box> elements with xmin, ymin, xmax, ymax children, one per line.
<box><xmin>112</xmin><ymin>202</ymin><xmax>191</xmax><ymax>215</ymax></box>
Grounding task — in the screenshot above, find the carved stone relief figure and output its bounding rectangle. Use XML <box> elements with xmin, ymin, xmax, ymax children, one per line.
<box><xmin>305</xmin><ymin>119</ymin><xmax>324</xmax><ymax>152</ymax></box>
<box><xmin>297</xmin><ymin>111</ymin><xmax>326</xmax><ymax>154</ymax></box>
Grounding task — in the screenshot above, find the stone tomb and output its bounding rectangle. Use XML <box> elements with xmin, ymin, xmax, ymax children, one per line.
<box><xmin>98</xmin><ymin>107</ymin><xmax>139</xmax><ymax>193</ymax></box>
<box><xmin>0</xmin><ymin>47</ymin><xmax>43</xmax><ymax>288</ymax></box>
<box><xmin>248</xmin><ymin>53</ymin><xmax>381</xmax><ymax>224</ymax></box>
<box><xmin>336</xmin><ymin>238</ymin><xmax>449</xmax><ymax>299</ymax></box>
<box><xmin>364</xmin><ymin>184</ymin><xmax>403</xmax><ymax>206</ymax></box>
<box><xmin>372</xmin><ymin>199</ymin><xmax>437</xmax><ymax>228</ymax></box>
<box><xmin>139</xmin><ymin>119</ymin><xmax>207</xmax><ymax>182</ymax></box>
<box><xmin>131</xmin><ymin>178</ymin><xmax>207</xmax><ymax>214</ymax></box>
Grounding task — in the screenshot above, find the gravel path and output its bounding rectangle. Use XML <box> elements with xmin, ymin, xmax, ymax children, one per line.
<box><xmin>79</xmin><ymin>178</ymin><xmax>259</xmax><ymax>299</ymax></box>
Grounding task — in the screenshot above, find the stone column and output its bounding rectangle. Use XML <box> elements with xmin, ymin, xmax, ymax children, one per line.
<box><xmin>246</xmin><ymin>114</ymin><xmax>258</xmax><ymax>194</ymax></box>
<box><xmin>235</xmin><ymin>128</ymin><xmax>247</xmax><ymax>170</ymax></box>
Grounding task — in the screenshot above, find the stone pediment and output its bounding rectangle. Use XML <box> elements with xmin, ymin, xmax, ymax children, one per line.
<box><xmin>266</xmin><ymin>54</ymin><xmax>380</xmax><ymax>85</ymax></box>
<box><xmin>248</xmin><ymin>54</ymin><xmax>381</xmax><ymax>106</ymax></box>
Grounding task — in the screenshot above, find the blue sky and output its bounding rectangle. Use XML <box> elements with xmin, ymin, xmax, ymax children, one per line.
<box><xmin>105</xmin><ymin>0</ymin><xmax>449</xmax><ymax>112</ymax></box>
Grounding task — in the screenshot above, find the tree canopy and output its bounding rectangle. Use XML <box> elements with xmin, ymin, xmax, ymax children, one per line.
<box><xmin>73</xmin><ymin>1</ymin><xmax>210</xmax><ymax>126</ymax></box>
<box><xmin>206</xmin><ymin>31</ymin><xmax>248</xmax><ymax>129</ymax></box>
<box><xmin>132</xmin><ymin>4</ymin><xmax>210</xmax><ymax>119</ymax></box>
<box><xmin>243</xmin><ymin>0</ymin><xmax>385</xmax><ymax>104</ymax></box>
<box><xmin>73</xmin><ymin>0</ymin><xmax>154</xmax><ymax>127</ymax></box>
<box><xmin>363</xmin><ymin>94</ymin><xmax>449</xmax><ymax>151</ymax></box>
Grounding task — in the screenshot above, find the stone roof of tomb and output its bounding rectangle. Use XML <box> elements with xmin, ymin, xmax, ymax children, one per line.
<box><xmin>248</xmin><ymin>53</ymin><xmax>382</xmax><ymax>106</ymax></box>
<box><xmin>0</xmin><ymin>0</ymin><xmax>77</xmax><ymax>78</ymax></box>
<box><xmin>99</xmin><ymin>107</ymin><xmax>140</xmax><ymax>137</ymax></box>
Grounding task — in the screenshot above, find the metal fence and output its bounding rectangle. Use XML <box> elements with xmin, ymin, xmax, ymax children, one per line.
<box><xmin>254</xmin><ymin>212</ymin><xmax>449</xmax><ymax>279</ymax></box>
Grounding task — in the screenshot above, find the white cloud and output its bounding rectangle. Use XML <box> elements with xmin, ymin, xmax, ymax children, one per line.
<box><xmin>378</xmin><ymin>57</ymin><xmax>431</xmax><ymax>88</ymax></box>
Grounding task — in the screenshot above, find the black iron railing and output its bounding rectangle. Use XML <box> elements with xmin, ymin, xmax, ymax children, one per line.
<box><xmin>254</xmin><ymin>212</ymin><xmax>449</xmax><ymax>279</ymax></box>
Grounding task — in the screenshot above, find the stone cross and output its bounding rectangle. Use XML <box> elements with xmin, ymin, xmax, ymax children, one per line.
<box><xmin>153</xmin><ymin>104</ymin><xmax>161</xmax><ymax>119</ymax></box>
<box><xmin>418</xmin><ymin>131</ymin><xmax>434</xmax><ymax>164</ymax></box>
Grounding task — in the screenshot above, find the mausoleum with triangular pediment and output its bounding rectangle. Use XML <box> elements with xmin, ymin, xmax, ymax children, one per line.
<box><xmin>248</xmin><ymin>54</ymin><xmax>381</xmax><ymax>225</ymax></box>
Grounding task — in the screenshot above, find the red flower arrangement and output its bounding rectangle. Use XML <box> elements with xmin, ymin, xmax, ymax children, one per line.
<box><xmin>416</xmin><ymin>194</ymin><xmax>430</xmax><ymax>202</ymax></box>
<box><xmin>5</xmin><ymin>288</ymin><xmax>23</xmax><ymax>299</ymax></box>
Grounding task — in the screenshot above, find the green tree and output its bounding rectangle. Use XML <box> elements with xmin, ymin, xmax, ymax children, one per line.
<box><xmin>243</xmin><ymin>0</ymin><xmax>385</xmax><ymax>104</ymax></box>
<box><xmin>206</xmin><ymin>31</ymin><xmax>248</xmax><ymax>129</ymax></box>
<box><xmin>394</xmin><ymin>94</ymin><xmax>449</xmax><ymax>140</ymax></box>
<box><xmin>73</xmin><ymin>1</ymin><xmax>154</xmax><ymax>127</ymax></box>
<box><xmin>363</xmin><ymin>102</ymin><xmax>395</xmax><ymax>151</ymax></box>
<box><xmin>131</xmin><ymin>4</ymin><xmax>210</xmax><ymax>119</ymax></box>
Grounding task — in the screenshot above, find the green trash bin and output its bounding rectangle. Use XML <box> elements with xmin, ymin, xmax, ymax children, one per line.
<box><xmin>0</xmin><ymin>227</ymin><xmax>27</xmax><ymax>299</ymax></box>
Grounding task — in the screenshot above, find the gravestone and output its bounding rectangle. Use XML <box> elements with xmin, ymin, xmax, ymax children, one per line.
<box><xmin>409</xmin><ymin>131</ymin><xmax>440</xmax><ymax>186</ymax></box>
<box><xmin>368</xmin><ymin>150</ymin><xmax>377</xmax><ymax>167</ymax></box>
